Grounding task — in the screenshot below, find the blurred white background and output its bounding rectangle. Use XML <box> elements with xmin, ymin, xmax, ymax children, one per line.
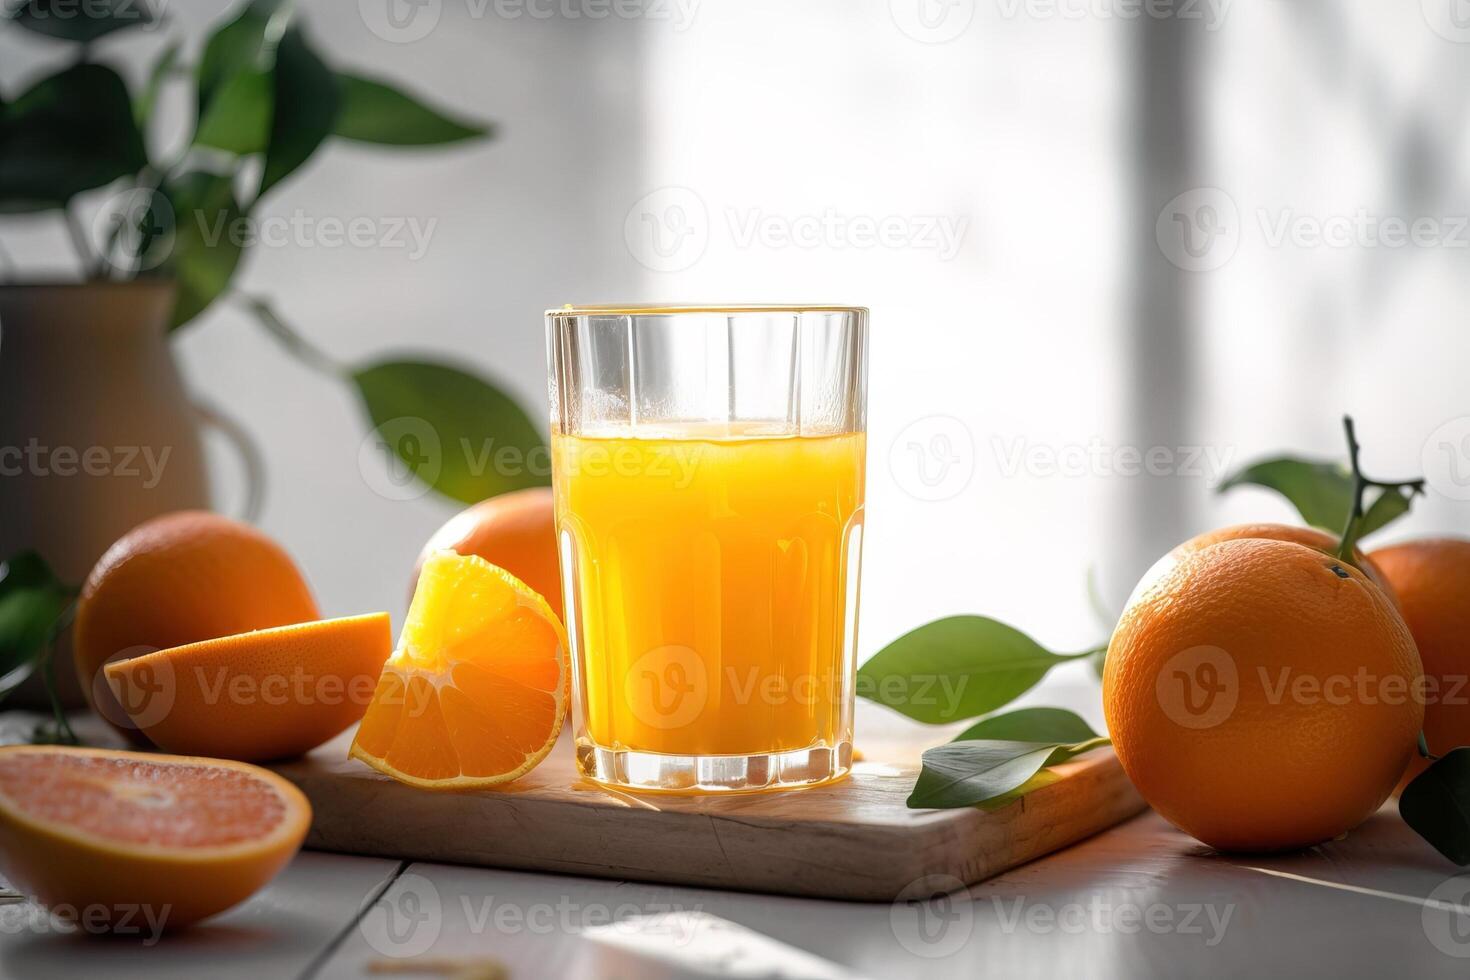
<box><xmin>3</xmin><ymin>0</ymin><xmax>1468</xmax><ymax>710</ymax></box>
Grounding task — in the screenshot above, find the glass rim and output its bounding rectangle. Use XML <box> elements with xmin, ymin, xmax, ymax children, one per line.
<box><xmin>546</xmin><ymin>303</ymin><xmax>868</xmax><ymax>317</ymax></box>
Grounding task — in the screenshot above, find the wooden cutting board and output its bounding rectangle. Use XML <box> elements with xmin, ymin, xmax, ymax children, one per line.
<box><xmin>271</xmin><ymin>722</ymin><xmax>1146</xmax><ymax>902</ymax></box>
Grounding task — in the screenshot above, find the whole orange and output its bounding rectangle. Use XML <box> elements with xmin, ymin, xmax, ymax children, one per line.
<box><xmin>1104</xmin><ymin>537</ymin><xmax>1422</xmax><ymax>852</ymax></box>
<box><xmin>1174</xmin><ymin>522</ymin><xmax>1399</xmax><ymax>607</ymax></box>
<box><xmin>75</xmin><ymin>511</ymin><xmax>319</xmax><ymax>742</ymax></box>
<box><xmin>413</xmin><ymin>487</ymin><xmax>562</xmax><ymax>620</ymax></box>
<box><xmin>1368</xmin><ymin>537</ymin><xmax>1470</xmax><ymax>776</ymax></box>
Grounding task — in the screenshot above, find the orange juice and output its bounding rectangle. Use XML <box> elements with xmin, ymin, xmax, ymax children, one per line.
<box><xmin>552</xmin><ymin>425</ymin><xmax>865</xmax><ymax>758</ymax></box>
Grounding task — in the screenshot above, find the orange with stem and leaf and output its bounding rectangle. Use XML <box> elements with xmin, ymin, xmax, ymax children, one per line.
<box><xmin>862</xmin><ymin>415</ymin><xmax>1470</xmax><ymax>864</ymax></box>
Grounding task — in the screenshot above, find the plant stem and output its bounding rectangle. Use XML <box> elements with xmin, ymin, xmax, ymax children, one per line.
<box><xmin>1085</xmin><ymin>565</ymin><xmax>1116</xmax><ymax>631</ymax></box>
<box><xmin>40</xmin><ymin>651</ymin><xmax>77</xmax><ymax>745</ymax></box>
<box><xmin>63</xmin><ymin>205</ymin><xmax>103</xmax><ymax>281</ymax></box>
<box><xmin>1336</xmin><ymin>417</ymin><xmax>1367</xmax><ymax>562</ymax></box>
<box><xmin>1334</xmin><ymin>415</ymin><xmax>1425</xmax><ymax>563</ymax></box>
<box><xmin>235</xmin><ymin>293</ymin><xmax>346</xmax><ymax>378</ymax></box>
<box><xmin>1419</xmin><ymin>731</ymin><xmax>1439</xmax><ymax>762</ymax></box>
<box><xmin>99</xmin><ymin>174</ymin><xmax>153</xmax><ymax>281</ymax></box>
<box><xmin>37</xmin><ymin>602</ymin><xmax>79</xmax><ymax>746</ymax></box>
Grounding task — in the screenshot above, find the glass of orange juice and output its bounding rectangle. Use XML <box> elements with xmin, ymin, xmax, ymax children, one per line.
<box><xmin>546</xmin><ymin>305</ymin><xmax>868</xmax><ymax>793</ymax></box>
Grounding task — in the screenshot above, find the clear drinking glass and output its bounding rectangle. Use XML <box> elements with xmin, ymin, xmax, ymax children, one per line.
<box><xmin>546</xmin><ymin>305</ymin><xmax>868</xmax><ymax>793</ymax></box>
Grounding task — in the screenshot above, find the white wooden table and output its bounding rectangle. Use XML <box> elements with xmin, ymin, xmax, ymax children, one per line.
<box><xmin>3</xmin><ymin>689</ymin><xmax>1467</xmax><ymax>977</ymax></box>
<box><xmin>2</xmin><ymin>801</ymin><xmax>1467</xmax><ymax>978</ymax></box>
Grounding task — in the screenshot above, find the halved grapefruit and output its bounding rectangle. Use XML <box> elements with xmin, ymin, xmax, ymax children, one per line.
<box><xmin>0</xmin><ymin>746</ymin><xmax>310</xmax><ymax>929</ymax></box>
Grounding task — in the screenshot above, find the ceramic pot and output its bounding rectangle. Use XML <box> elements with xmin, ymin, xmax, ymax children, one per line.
<box><xmin>0</xmin><ymin>280</ymin><xmax>260</xmax><ymax>708</ymax></box>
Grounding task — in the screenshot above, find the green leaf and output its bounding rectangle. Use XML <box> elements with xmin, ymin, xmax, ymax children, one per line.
<box><xmin>135</xmin><ymin>40</ymin><xmax>182</xmax><ymax>131</ymax></box>
<box><xmin>0</xmin><ymin>64</ymin><xmax>147</xmax><ymax>210</ymax></box>
<box><xmin>856</xmin><ymin>616</ymin><xmax>1092</xmax><ymax>724</ymax></box>
<box><xmin>907</xmin><ymin>737</ymin><xmax>1109</xmax><ymax>809</ymax></box>
<box><xmin>197</xmin><ymin>0</ymin><xmax>291</xmax><ymax>120</ymax></box>
<box><xmin>194</xmin><ymin>68</ymin><xmax>272</xmax><ymax>154</ymax></box>
<box><xmin>1360</xmin><ymin>485</ymin><xmax>1414</xmax><ymax>537</ymax></box>
<box><xmin>332</xmin><ymin>73</ymin><xmax>490</xmax><ymax>146</ymax></box>
<box><xmin>9</xmin><ymin>0</ymin><xmax>154</xmax><ymax>42</ymax></box>
<box><xmin>1084</xmin><ymin>566</ymin><xmax>1113</xmax><ymax>678</ymax></box>
<box><xmin>0</xmin><ymin>552</ymin><xmax>76</xmax><ymax>701</ymax></box>
<box><xmin>258</xmin><ymin>26</ymin><xmax>339</xmax><ymax>197</ymax></box>
<box><xmin>954</xmin><ymin>707</ymin><xmax>1100</xmax><ymax>745</ymax></box>
<box><xmin>353</xmin><ymin>360</ymin><xmax>550</xmax><ymax>504</ymax></box>
<box><xmin>1217</xmin><ymin>457</ymin><xmax>1354</xmax><ymax>532</ymax></box>
<box><xmin>976</xmin><ymin>768</ymin><xmax>1061</xmax><ymax>813</ymax></box>
<box><xmin>1217</xmin><ymin>455</ymin><xmax>1416</xmax><ymax>542</ymax></box>
<box><xmin>166</xmin><ymin>170</ymin><xmax>245</xmax><ymax>328</ymax></box>
<box><xmin>1401</xmin><ymin>748</ymin><xmax>1470</xmax><ymax>865</ymax></box>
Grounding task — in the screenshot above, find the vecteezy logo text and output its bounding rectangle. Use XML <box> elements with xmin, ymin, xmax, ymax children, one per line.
<box><xmin>1155</xmin><ymin>645</ymin><xmax>1238</xmax><ymax>729</ymax></box>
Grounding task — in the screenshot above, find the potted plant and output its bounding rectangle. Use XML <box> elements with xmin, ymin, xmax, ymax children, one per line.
<box><xmin>0</xmin><ymin>0</ymin><xmax>548</xmax><ymax>718</ymax></box>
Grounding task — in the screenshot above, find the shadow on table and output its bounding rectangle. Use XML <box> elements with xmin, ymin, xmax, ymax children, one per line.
<box><xmin>1196</xmin><ymin>809</ymin><xmax>1458</xmax><ymax>881</ymax></box>
<box><xmin>2</xmin><ymin>922</ymin><xmax>276</xmax><ymax>977</ymax></box>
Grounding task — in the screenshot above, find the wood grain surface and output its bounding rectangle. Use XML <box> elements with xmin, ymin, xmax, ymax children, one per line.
<box><xmin>272</xmin><ymin>728</ymin><xmax>1146</xmax><ymax>901</ymax></box>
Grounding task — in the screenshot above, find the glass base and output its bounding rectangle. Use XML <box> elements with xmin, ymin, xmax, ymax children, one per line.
<box><xmin>575</xmin><ymin>738</ymin><xmax>853</xmax><ymax>794</ymax></box>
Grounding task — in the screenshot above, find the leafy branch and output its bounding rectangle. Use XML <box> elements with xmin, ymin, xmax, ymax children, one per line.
<box><xmin>0</xmin><ymin>551</ymin><xmax>80</xmax><ymax>743</ymax></box>
<box><xmin>1331</xmin><ymin>416</ymin><xmax>1424</xmax><ymax>564</ymax></box>
<box><xmin>857</xmin><ymin>618</ymin><xmax>1113</xmax><ymax>810</ymax></box>
<box><xmin>3</xmin><ymin>0</ymin><xmax>488</xmax><ymax>323</ymax></box>
<box><xmin>1217</xmin><ymin>422</ymin><xmax>1422</xmax><ymax>544</ymax></box>
<box><xmin>1</xmin><ymin>0</ymin><xmax>549</xmax><ymax>507</ymax></box>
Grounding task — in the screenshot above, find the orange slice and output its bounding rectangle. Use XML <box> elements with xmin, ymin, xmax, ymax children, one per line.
<box><xmin>0</xmin><ymin>746</ymin><xmax>310</xmax><ymax>929</ymax></box>
<box><xmin>349</xmin><ymin>552</ymin><xmax>569</xmax><ymax>790</ymax></box>
<box><xmin>104</xmin><ymin>613</ymin><xmax>393</xmax><ymax>762</ymax></box>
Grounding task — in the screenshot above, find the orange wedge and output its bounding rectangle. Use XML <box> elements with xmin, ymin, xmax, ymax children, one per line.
<box><xmin>104</xmin><ymin>613</ymin><xmax>393</xmax><ymax>762</ymax></box>
<box><xmin>0</xmin><ymin>746</ymin><xmax>310</xmax><ymax>929</ymax></box>
<box><xmin>349</xmin><ymin>552</ymin><xmax>569</xmax><ymax>790</ymax></box>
